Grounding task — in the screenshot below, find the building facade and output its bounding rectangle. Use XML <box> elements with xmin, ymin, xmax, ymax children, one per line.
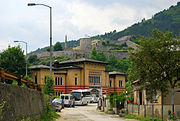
<box><xmin>133</xmin><ymin>80</ymin><xmax>180</xmax><ymax>105</ymax></box>
<box><xmin>29</xmin><ymin>58</ymin><xmax>126</xmax><ymax>96</ymax></box>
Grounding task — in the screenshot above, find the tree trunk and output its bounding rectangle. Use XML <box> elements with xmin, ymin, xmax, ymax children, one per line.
<box><xmin>171</xmin><ymin>88</ymin><xmax>175</xmax><ymax>113</ymax></box>
<box><xmin>161</xmin><ymin>90</ymin><xmax>164</xmax><ymax>121</ymax></box>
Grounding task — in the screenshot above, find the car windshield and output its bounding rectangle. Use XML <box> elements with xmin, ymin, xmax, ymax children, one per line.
<box><xmin>60</xmin><ymin>96</ymin><xmax>64</xmax><ymax>99</ymax></box>
<box><xmin>65</xmin><ymin>96</ymin><xmax>69</xmax><ymax>99</ymax></box>
<box><xmin>71</xmin><ymin>92</ymin><xmax>81</xmax><ymax>101</ymax></box>
<box><xmin>52</xmin><ymin>98</ymin><xmax>62</xmax><ymax>103</ymax></box>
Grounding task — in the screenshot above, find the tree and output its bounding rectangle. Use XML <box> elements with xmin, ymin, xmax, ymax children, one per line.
<box><xmin>96</xmin><ymin>51</ymin><xmax>106</xmax><ymax>61</ymax></box>
<box><xmin>106</xmin><ymin>55</ymin><xmax>118</xmax><ymax>71</ymax></box>
<box><xmin>90</xmin><ymin>46</ymin><xmax>97</xmax><ymax>60</ymax></box>
<box><xmin>43</xmin><ymin>76</ymin><xmax>54</xmax><ymax>95</ymax></box>
<box><xmin>46</xmin><ymin>47</ymin><xmax>50</xmax><ymax>52</ymax></box>
<box><xmin>118</xmin><ymin>58</ymin><xmax>131</xmax><ymax>73</ymax></box>
<box><xmin>0</xmin><ymin>46</ymin><xmax>26</xmax><ymax>76</ymax></box>
<box><xmin>54</xmin><ymin>42</ymin><xmax>63</xmax><ymax>51</ymax></box>
<box><xmin>128</xmin><ymin>29</ymin><xmax>180</xmax><ymax>119</ymax></box>
<box><xmin>43</xmin><ymin>76</ymin><xmax>55</xmax><ymax>104</ymax></box>
<box><xmin>28</xmin><ymin>54</ymin><xmax>37</xmax><ymax>64</ymax></box>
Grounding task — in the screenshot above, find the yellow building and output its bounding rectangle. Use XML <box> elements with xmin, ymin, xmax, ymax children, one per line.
<box><xmin>133</xmin><ymin>80</ymin><xmax>180</xmax><ymax>105</ymax></box>
<box><xmin>29</xmin><ymin>58</ymin><xmax>126</xmax><ymax>96</ymax></box>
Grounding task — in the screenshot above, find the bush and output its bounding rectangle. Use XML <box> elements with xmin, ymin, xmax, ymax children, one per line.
<box><xmin>40</xmin><ymin>94</ymin><xmax>60</xmax><ymax>121</ymax></box>
<box><xmin>120</xmin><ymin>109</ymin><xmax>125</xmax><ymax>113</ymax></box>
<box><xmin>40</xmin><ymin>104</ymin><xmax>60</xmax><ymax>121</ymax></box>
<box><xmin>108</xmin><ymin>108</ymin><xmax>113</xmax><ymax>111</ymax></box>
<box><xmin>124</xmin><ymin>114</ymin><xmax>161</xmax><ymax>121</ymax></box>
<box><xmin>168</xmin><ymin>110</ymin><xmax>177</xmax><ymax>120</ymax></box>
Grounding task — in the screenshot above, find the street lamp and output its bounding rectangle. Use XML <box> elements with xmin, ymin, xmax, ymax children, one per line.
<box><xmin>28</xmin><ymin>3</ymin><xmax>53</xmax><ymax>76</ymax></box>
<box><xmin>14</xmin><ymin>40</ymin><xmax>28</xmax><ymax>76</ymax></box>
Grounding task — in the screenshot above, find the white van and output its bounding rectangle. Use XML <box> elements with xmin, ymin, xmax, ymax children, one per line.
<box><xmin>60</xmin><ymin>94</ymin><xmax>73</xmax><ymax>107</ymax></box>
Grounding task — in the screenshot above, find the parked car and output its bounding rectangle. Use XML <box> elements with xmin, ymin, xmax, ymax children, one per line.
<box><xmin>60</xmin><ymin>94</ymin><xmax>73</xmax><ymax>107</ymax></box>
<box><xmin>91</xmin><ymin>94</ymin><xmax>99</xmax><ymax>103</ymax></box>
<box><xmin>52</xmin><ymin>98</ymin><xmax>63</xmax><ymax>112</ymax></box>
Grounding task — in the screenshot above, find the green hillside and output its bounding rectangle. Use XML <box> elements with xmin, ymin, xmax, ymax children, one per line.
<box><xmin>28</xmin><ymin>39</ymin><xmax>80</xmax><ymax>55</ymax></box>
<box><xmin>92</xmin><ymin>2</ymin><xmax>180</xmax><ymax>41</ymax></box>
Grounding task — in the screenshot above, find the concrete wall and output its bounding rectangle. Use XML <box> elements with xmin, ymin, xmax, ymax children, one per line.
<box><xmin>0</xmin><ymin>82</ymin><xmax>45</xmax><ymax>121</ymax></box>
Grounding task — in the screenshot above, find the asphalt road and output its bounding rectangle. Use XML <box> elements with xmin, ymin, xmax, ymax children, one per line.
<box><xmin>56</xmin><ymin>103</ymin><xmax>136</xmax><ymax>121</ymax></box>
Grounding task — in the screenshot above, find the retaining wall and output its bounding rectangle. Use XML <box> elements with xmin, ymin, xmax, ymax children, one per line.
<box><xmin>35</xmin><ymin>50</ymin><xmax>129</xmax><ymax>61</ymax></box>
<box><xmin>0</xmin><ymin>82</ymin><xmax>45</xmax><ymax>121</ymax></box>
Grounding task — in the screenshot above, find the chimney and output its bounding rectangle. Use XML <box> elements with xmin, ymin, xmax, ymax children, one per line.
<box><xmin>65</xmin><ymin>35</ymin><xmax>67</xmax><ymax>50</ymax></box>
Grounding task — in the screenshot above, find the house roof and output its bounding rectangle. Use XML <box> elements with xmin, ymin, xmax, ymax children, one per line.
<box><xmin>54</xmin><ymin>66</ymin><xmax>83</xmax><ymax>70</ymax></box>
<box><xmin>29</xmin><ymin>65</ymin><xmax>82</xmax><ymax>70</ymax></box>
<box><xmin>132</xmin><ymin>80</ymin><xmax>140</xmax><ymax>85</ymax></box>
<box><xmin>55</xmin><ymin>58</ymin><xmax>109</xmax><ymax>65</ymax></box>
<box><xmin>29</xmin><ymin>65</ymin><xmax>50</xmax><ymax>69</ymax></box>
<box><xmin>109</xmin><ymin>71</ymin><xmax>126</xmax><ymax>75</ymax></box>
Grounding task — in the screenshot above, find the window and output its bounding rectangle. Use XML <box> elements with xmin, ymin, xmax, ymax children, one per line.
<box><xmin>55</xmin><ymin>91</ymin><xmax>62</xmax><ymax>97</ymax></box>
<box><xmin>89</xmin><ymin>75</ymin><xmax>101</xmax><ymax>85</ymax></box>
<box><xmin>44</xmin><ymin>76</ymin><xmax>47</xmax><ymax>80</ymax></box>
<box><xmin>119</xmin><ymin>80</ymin><xmax>123</xmax><ymax>88</ymax></box>
<box><xmin>109</xmin><ymin>80</ymin><xmax>112</xmax><ymax>87</ymax></box>
<box><xmin>154</xmin><ymin>91</ymin><xmax>158</xmax><ymax>103</ymax></box>
<box><xmin>75</xmin><ymin>75</ymin><xmax>78</xmax><ymax>85</ymax></box>
<box><xmin>34</xmin><ymin>75</ymin><xmax>37</xmax><ymax>84</ymax></box>
<box><xmin>55</xmin><ymin>77</ymin><xmax>63</xmax><ymax>86</ymax></box>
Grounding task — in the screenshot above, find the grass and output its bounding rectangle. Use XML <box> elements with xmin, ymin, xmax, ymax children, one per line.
<box><xmin>39</xmin><ymin>104</ymin><xmax>60</xmax><ymax>121</ymax></box>
<box><xmin>105</xmin><ymin>111</ymin><xmax>109</xmax><ymax>114</ymax></box>
<box><xmin>124</xmin><ymin>114</ymin><xmax>161</xmax><ymax>121</ymax></box>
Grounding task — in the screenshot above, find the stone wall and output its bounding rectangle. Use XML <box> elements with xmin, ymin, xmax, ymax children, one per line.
<box><xmin>0</xmin><ymin>82</ymin><xmax>45</xmax><ymax>121</ymax></box>
<box><xmin>80</xmin><ymin>38</ymin><xmax>92</xmax><ymax>51</ymax></box>
<box><xmin>35</xmin><ymin>50</ymin><xmax>128</xmax><ymax>61</ymax></box>
<box><xmin>126</xmin><ymin>40</ymin><xmax>138</xmax><ymax>50</ymax></box>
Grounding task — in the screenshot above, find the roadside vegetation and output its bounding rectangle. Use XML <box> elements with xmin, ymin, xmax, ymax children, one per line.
<box><xmin>124</xmin><ymin>114</ymin><xmax>161</xmax><ymax>121</ymax></box>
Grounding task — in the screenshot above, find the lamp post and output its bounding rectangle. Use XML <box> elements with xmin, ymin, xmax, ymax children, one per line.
<box><xmin>28</xmin><ymin>3</ymin><xmax>53</xmax><ymax>76</ymax></box>
<box><xmin>14</xmin><ymin>40</ymin><xmax>28</xmax><ymax>76</ymax></box>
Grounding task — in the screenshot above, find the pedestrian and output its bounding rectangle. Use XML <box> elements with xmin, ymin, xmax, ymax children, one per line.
<box><xmin>72</xmin><ymin>97</ymin><xmax>75</xmax><ymax>108</ymax></box>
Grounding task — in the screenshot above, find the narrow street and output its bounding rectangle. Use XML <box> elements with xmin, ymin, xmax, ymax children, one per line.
<box><xmin>56</xmin><ymin>103</ymin><xmax>136</xmax><ymax>121</ymax></box>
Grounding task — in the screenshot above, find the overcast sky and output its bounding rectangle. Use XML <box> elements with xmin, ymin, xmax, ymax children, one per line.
<box><xmin>0</xmin><ymin>0</ymin><xmax>178</xmax><ymax>53</ymax></box>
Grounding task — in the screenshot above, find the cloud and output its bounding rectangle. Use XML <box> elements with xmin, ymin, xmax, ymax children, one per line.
<box><xmin>0</xmin><ymin>0</ymin><xmax>179</xmax><ymax>52</ymax></box>
<box><xmin>66</xmin><ymin>1</ymin><xmax>158</xmax><ymax>35</ymax></box>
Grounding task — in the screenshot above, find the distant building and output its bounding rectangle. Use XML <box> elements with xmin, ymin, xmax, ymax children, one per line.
<box><xmin>29</xmin><ymin>58</ymin><xmax>126</xmax><ymax>96</ymax></box>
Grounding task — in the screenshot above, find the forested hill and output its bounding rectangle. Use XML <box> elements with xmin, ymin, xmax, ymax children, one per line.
<box><xmin>28</xmin><ymin>39</ymin><xmax>80</xmax><ymax>55</ymax></box>
<box><xmin>92</xmin><ymin>2</ymin><xmax>180</xmax><ymax>41</ymax></box>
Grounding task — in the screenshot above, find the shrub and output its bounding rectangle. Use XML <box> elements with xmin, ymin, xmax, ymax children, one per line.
<box><xmin>108</xmin><ymin>108</ymin><xmax>113</xmax><ymax>111</ymax></box>
<box><xmin>120</xmin><ymin>109</ymin><xmax>125</xmax><ymax>113</ymax></box>
<box><xmin>168</xmin><ymin>110</ymin><xmax>177</xmax><ymax>120</ymax></box>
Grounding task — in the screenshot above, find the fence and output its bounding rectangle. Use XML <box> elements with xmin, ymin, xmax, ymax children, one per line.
<box><xmin>98</xmin><ymin>97</ymin><xmax>180</xmax><ymax>120</ymax></box>
<box><xmin>127</xmin><ymin>104</ymin><xmax>180</xmax><ymax>119</ymax></box>
<box><xmin>0</xmin><ymin>68</ymin><xmax>41</xmax><ymax>91</ymax></box>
